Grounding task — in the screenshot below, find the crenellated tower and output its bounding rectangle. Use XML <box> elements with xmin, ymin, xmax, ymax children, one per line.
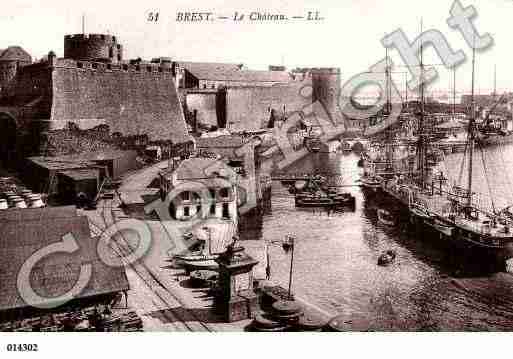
<box><xmin>64</xmin><ymin>34</ymin><xmax>123</xmax><ymax>63</ymax></box>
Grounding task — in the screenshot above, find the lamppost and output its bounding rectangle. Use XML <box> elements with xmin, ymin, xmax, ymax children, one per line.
<box><xmin>283</xmin><ymin>235</ymin><xmax>295</xmax><ymax>300</ymax></box>
<box><xmin>270</xmin><ymin>235</ymin><xmax>296</xmax><ymax>300</ymax></box>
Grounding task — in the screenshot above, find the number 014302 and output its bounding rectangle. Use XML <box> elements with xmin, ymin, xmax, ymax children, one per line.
<box><xmin>6</xmin><ymin>344</ymin><xmax>39</xmax><ymax>352</ymax></box>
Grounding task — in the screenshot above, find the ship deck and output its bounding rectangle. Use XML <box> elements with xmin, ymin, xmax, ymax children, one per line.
<box><xmin>382</xmin><ymin>180</ymin><xmax>513</xmax><ymax>239</ymax></box>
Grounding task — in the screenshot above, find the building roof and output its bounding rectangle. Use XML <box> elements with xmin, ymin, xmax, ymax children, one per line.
<box><xmin>0</xmin><ymin>205</ymin><xmax>77</xmax><ymax>222</ymax></box>
<box><xmin>0</xmin><ymin>215</ymin><xmax>129</xmax><ymax>312</ymax></box>
<box><xmin>178</xmin><ymin>61</ymin><xmax>291</xmax><ymax>83</ymax></box>
<box><xmin>195</xmin><ymin>69</ymin><xmax>291</xmax><ymax>83</ymax></box>
<box><xmin>174</xmin><ymin>157</ymin><xmax>224</xmax><ymax>180</ymax></box>
<box><xmin>0</xmin><ymin>46</ymin><xmax>31</xmax><ymax>62</ymax></box>
<box><xmin>168</xmin><ymin>157</ymin><xmax>237</xmax><ymax>188</ymax></box>
<box><xmin>27</xmin><ymin>156</ymin><xmax>97</xmax><ymax>171</ymax></box>
<box><xmin>196</xmin><ymin>135</ymin><xmax>245</xmax><ymax>148</ymax></box>
<box><xmin>27</xmin><ymin>150</ymin><xmax>136</xmax><ymax>171</ymax></box>
<box><xmin>177</xmin><ymin>61</ymin><xmax>243</xmax><ymax>76</ymax></box>
<box><xmin>59</xmin><ymin>168</ymin><xmax>100</xmax><ymax>181</ymax></box>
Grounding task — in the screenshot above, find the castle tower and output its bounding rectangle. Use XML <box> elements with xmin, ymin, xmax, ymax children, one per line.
<box><xmin>311</xmin><ymin>67</ymin><xmax>341</xmax><ymax>121</ymax></box>
<box><xmin>64</xmin><ymin>34</ymin><xmax>123</xmax><ymax>63</ymax></box>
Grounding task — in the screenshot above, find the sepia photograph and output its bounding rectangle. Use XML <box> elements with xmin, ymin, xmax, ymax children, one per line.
<box><xmin>0</xmin><ymin>0</ymin><xmax>512</xmax><ymax>357</ymax></box>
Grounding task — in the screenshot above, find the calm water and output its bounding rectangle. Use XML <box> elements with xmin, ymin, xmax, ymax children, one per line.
<box><xmin>249</xmin><ymin>145</ymin><xmax>513</xmax><ymax>331</ymax></box>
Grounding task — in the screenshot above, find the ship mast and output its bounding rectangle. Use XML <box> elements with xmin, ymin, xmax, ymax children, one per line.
<box><xmin>467</xmin><ymin>38</ymin><xmax>476</xmax><ymax>208</ymax></box>
<box><xmin>453</xmin><ymin>67</ymin><xmax>456</xmax><ymax>120</ymax></box>
<box><xmin>493</xmin><ymin>64</ymin><xmax>497</xmax><ymax>98</ymax></box>
<box><xmin>385</xmin><ymin>47</ymin><xmax>393</xmax><ymax>172</ymax></box>
<box><xmin>417</xmin><ymin>19</ymin><xmax>426</xmax><ymax>188</ymax></box>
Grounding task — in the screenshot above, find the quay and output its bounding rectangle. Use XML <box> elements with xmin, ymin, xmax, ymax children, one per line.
<box><xmin>82</xmin><ymin>161</ymin><xmax>333</xmax><ymax>331</ymax></box>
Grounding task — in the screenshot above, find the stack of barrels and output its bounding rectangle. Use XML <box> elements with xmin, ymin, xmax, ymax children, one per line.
<box><xmin>0</xmin><ymin>188</ymin><xmax>45</xmax><ymax>210</ymax></box>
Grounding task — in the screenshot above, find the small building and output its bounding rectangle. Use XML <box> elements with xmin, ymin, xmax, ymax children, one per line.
<box><xmin>195</xmin><ymin>135</ymin><xmax>246</xmax><ymax>173</ymax></box>
<box><xmin>24</xmin><ymin>150</ymin><xmax>137</xmax><ymax>201</ymax></box>
<box><xmin>159</xmin><ymin>157</ymin><xmax>239</xmax><ymax>225</ymax></box>
<box><xmin>0</xmin><ymin>209</ymin><xmax>129</xmax><ymax>321</ymax></box>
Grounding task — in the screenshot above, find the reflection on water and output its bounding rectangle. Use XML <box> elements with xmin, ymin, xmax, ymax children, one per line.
<box><xmin>245</xmin><ymin>148</ymin><xmax>513</xmax><ymax>330</ymax></box>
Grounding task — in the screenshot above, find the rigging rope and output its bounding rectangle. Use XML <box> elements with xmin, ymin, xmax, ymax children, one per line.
<box><xmin>477</xmin><ymin>139</ymin><xmax>496</xmax><ymax>213</ymax></box>
<box><xmin>496</xmin><ymin>139</ymin><xmax>513</xmax><ymax>206</ymax></box>
<box><xmin>456</xmin><ymin>140</ymin><xmax>469</xmax><ymax>187</ymax></box>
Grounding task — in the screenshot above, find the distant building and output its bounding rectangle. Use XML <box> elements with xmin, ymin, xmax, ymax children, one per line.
<box><xmin>0</xmin><ymin>46</ymin><xmax>31</xmax><ymax>94</ymax></box>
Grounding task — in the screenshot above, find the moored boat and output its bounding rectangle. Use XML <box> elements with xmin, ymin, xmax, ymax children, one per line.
<box><xmin>377</xmin><ymin>208</ymin><xmax>395</xmax><ymax>226</ymax></box>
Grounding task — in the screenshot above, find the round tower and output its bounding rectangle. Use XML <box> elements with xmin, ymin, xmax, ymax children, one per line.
<box><xmin>0</xmin><ymin>46</ymin><xmax>32</xmax><ymax>93</ymax></box>
<box><xmin>311</xmin><ymin>67</ymin><xmax>341</xmax><ymax>119</ymax></box>
<box><xmin>64</xmin><ymin>34</ymin><xmax>123</xmax><ymax>63</ymax></box>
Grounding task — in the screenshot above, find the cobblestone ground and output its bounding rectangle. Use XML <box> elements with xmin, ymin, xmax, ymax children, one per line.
<box><xmin>82</xmin><ymin>161</ymin><xmax>253</xmax><ymax>332</ymax></box>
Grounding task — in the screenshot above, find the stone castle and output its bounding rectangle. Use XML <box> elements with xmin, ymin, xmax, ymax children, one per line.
<box><xmin>0</xmin><ymin>32</ymin><xmax>344</xmax><ymax>164</ymax></box>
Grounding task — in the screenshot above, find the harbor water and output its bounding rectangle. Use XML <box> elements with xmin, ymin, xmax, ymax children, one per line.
<box><xmin>248</xmin><ymin>145</ymin><xmax>513</xmax><ymax>331</ymax></box>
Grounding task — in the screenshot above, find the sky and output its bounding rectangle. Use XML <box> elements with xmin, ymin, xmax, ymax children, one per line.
<box><xmin>0</xmin><ymin>0</ymin><xmax>511</xmax><ymax>97</ymax></box>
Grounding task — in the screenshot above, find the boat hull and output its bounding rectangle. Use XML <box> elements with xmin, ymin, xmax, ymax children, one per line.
<box><xmin>377</xmin><ymin>186</ymin><xmax>513</xmax><ymax>270</ymax></box>
<box><xmin>478</xmin><ymin>133</ymin><xmax>513</xmax><ymax>146</ymax></box>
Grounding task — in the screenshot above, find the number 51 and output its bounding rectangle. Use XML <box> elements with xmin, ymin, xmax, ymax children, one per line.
<box><xmin>148</xmin><ymin>12</ymin><xmax>159</xmax><ymax>22</ymax></box>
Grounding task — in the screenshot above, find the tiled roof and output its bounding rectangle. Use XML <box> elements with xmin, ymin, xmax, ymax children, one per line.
<box><xmin>178</xmin><ymin>61</ymin><xmax>291</xmax><ymax>83</ymax></box>
<box><xmin>169</xmin><ymin>157</ymin><xmax>236</xmax><ymax>185</ymax></box>
<box><xmin>177</xmin><ymin>61</ymin><xmax>243</xmax><ymax>76</ymax></box>
<box><xmin>0</xmin><ymin>215</ymin><xmax>129</xmax><ymax>312</ymax></box>
<box><xmin>27</xmin><ymin>150</ymin><xmax>136</xmax><ymax>171</ymax></box>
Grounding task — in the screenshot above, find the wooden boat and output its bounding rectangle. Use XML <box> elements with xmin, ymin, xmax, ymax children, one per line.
<box><xmin>359</xmin><ymin>175</ymin><xmax>382</xmax><ymax>191</ymax></box>
<box><xmin>295</xmin><ymin>191</ymin><xmax>355</xmax><ymax>208</ymax></box>
<box><xmin>378</xmin><ymin>250</ymin><xmax>396</xmax><ymax>266</ymax></box>
<box><xmin>377</xmin><ymin>208</ymin><xmax>395</xmax><ymax>226</ymax></box>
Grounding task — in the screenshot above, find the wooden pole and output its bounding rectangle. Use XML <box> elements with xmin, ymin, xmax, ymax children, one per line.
<box><xmin>288</xmin><ymin>242</ymin><xmax>294</xmax><ymax>300</ymax></box>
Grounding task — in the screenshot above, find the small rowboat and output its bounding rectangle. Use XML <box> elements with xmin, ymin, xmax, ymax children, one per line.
<box><xmin>377</xmin><ymin>209</ymin><xmax>395</xmax><ymax>226</ymax></box>
<box><xmin>378</xmin><ymin>250</ymin><xmax>397</xmax><ymax>266</ymax></box>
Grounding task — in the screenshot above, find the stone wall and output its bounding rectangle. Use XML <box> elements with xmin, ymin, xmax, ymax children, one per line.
<box><xmin>225</xmin><ymin>80</ymin><xmax>312</xmax><ymax>132</ymax></box>
<box><xmin>40</xmin><ymin>124</ymin><xmax>118</xmax><ymax>156</ymax></box>
<box><xmin>186</xmin><ymin>92</ymin><xmax>218</xmax><ymax>127</ymax></box>
<box><xmin>50</xmin><ymin>60</ymin><xmax>191</xmax><ymax>144</ymax></box>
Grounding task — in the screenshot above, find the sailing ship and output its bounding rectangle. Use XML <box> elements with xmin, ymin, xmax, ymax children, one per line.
<box><xmin>475</xmin><ymin>67</ymin><xmax>513</xmax><ymax>146</ymax></box>
<box><xmin>477</xmin><ymin>96</ymin><xmax>513</xmax><ymax>146</ymax></box>
<box><xmin>375</xmin><ymin>35</ymin><xmax>513</xmax><ymax>268</ymax></box>
<box><xmin>359</xmin><ymin>50</ymin><xmax>416</xmax><ymax>196</ymax></box>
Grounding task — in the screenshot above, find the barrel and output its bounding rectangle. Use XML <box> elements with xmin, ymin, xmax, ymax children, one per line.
<box><xmin>12</xmin><ymin>197</ymin><xmax>27</xmax><ymax>209</ymax></box>
<box><xmin>7</xmin><ymin>194</ymin><xmax>21</xmax><ymax>205</ymax></box>
<box><xmin>19</xmin><ymin>189</ymin><xmax>32</xmax><ymax>197</ymax></box>
<box><xmin>3</xmin><ymin>191</ymin><xmax>15</xmax><ymax>198</ymax></box>
<box><xmin>271</xmin><ymin>300</ymin><xmax>304</xmax><ymax>325</ymax></box>
<box><xmin>26</xmin><ymin>194</ymin><xmax>45</xmax><ymax>208</ymax></box>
